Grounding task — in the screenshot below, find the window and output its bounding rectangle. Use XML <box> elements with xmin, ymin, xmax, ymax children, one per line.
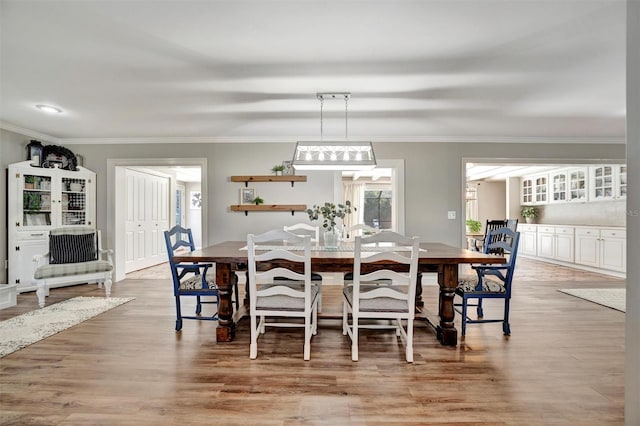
<box><xmin>363</xmin><ymin>190</ymin><xmax>392</xmax><ymax>229</ymax></box>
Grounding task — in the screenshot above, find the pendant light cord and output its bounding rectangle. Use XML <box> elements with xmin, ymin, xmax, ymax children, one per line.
<box><xmin>345</xmin><ymin>95</ymin><xmax>348</xmax><ymax>139</ymax></box>
<box><xmin>320</xmin><ymin>96</ymin><xmax>324</xmax><ymax>141</ymax></box>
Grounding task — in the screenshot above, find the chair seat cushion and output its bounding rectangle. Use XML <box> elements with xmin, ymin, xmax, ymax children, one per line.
<box><xmin>178</xmin><ymin>274</ymin><xmax>217</xmax><ymax>291</ymax></box>
<box><xmin>343</xmin><ymin>284</ymin><xmax>409</xmax><ymax>313</ymax></box>
<box><xmin>35</xmin><ymin>260</ymin><xmax>112</xmax><ymax>280</ymax></box>
<box><xmin>456</xmin><ymin>276</ymin><xmax>506</xmax><ymax>295</ymax></box>
<box><xmin>256</xmin><ymin>283</ymin><xmax>319</xmax><ymax>311</ymax></box>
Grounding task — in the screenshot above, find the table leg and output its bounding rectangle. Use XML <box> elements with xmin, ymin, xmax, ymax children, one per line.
<box><xmin>437</xmin><ymin>264</ymin><xmax>458</xmax><ymax>346</ymax></box>
<box><xmin>215</xmin><ymin>262</ymin><xmax>236</xmax><ymax>342</ymax></box>
<box><xmin>415</xmin><ymin>273</ymin><xmax>424</xmax><ymax>312</ymax></box>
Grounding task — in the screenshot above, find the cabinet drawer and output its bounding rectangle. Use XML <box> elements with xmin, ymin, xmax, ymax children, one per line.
<box><xmin>555</xmin><ymin>226</ymin><xmax>574</xmax><ymax>235</ymax></box>
<box><xmin>538</xmin><ymin>226</ymin><xmax>555</xmax><ymax>234</ymax></box>
<box><xmin>518</xmin><ymin>224</ymin><xmax>537</xmax><ymax>232</ymax></box>
<box><xmin>15</xmin><ymin>231</ymin><xmax>49</xmax><ymax>241</ymax></box>
<box><xmin>601</xmin><ymin>229</ymin><xmax>625</xmax><ymax>239</ymax></box>
<box><xmin>575</xmin><ymin>227</ymin><xmax>598</xmax><ymax>237</ymax></box>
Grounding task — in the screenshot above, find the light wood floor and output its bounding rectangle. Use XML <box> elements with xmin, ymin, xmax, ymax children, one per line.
<box><xmin>1</xmin><ymin>258</ymin><xmax>625</xmax><ymax>424</ymax></box>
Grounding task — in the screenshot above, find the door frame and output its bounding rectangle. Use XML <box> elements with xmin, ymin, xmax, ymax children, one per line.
<box><xmin>107</xmin><ymin>158</ymin><xmax>207</xmax><ymax>282</ymax></box>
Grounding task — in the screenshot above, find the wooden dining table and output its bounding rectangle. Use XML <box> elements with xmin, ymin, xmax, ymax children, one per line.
<box><xmin>173</xmin><ymin>241</ymin><xmax>505</xmax><ymax>346</ymax></box>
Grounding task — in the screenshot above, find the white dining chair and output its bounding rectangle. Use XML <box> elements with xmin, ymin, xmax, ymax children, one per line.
<box><xmin>283</xmin><ymin>223</ymin><xmax>319</xmax><ymax>243</ymax></box>
<box><xmin>247</xmin><ymin>229</ymin><xmax>319</xmax><ymax>361</ymax></box>
<box><xmin>343</xmin><ymin>223</ymin><xmax>380</xmax><ymax>241</ymax></box>
<box><xmin>283</xmin><ymin>222</ymin><xmax>324</xmax><ymax>310</ymax></box>
<box><xmin>342</xmin><ymin>231</ymin><xmax>420</xmax><ymax>363</ymax></box>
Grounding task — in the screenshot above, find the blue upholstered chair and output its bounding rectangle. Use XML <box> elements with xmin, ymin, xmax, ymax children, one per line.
<box><xmin>164</xmin><ymin>225</ymin><xmax>238</xmax><ymax>331</ymax></box>
<box><xmin>456</xmin><ymin>227</ymin><xmax>521</xmax><ymax>337</ymax></box>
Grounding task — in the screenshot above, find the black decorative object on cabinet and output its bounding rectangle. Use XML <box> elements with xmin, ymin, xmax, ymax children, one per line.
<box><xmin>42</xmin><ymin>145</ymin><xmax>78</xmax><ymax>171</ymax></box>
<box><xmin>26</xmin><ymin>140</ymin><xmax>44</xmax><ymax>167</ymax></box>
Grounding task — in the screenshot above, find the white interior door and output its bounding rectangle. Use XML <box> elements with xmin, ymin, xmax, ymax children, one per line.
<box><xmin>124</xmin><ymin>169</ymin><xmax>170</xmax><ymax>273</ymax></box>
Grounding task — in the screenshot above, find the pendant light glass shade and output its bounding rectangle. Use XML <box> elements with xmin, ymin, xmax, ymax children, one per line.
<box><xmin>292</xmin><ymin>92</ymin><xmax>376</xmax><ymax>171</ymax></box>
<box><xmin>292</xmin><ymin>141</ymin><xmax>376</xmax><ymax>171</ymax></box>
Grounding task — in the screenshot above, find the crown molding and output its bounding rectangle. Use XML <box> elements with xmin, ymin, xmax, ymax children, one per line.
<box><xmin>0</xmin><ymin>121</ymin><xmax>624</xmax><ymax>145</ymax></box>
<box><xmin>0</xmin><ymin>121</ymin><xmax>61</xmax><ymax>143</ymax></box>
<box><xmin>55</xmin><ymin>135</ymin><xmax>627</xmax><ymax>145</ymax></box>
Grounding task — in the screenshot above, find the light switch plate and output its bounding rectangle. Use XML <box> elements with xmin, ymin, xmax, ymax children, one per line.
<box><xmin>447</xmin><ymin>211</ymin><xmax>456</xmax><ymax>219</ymax></box>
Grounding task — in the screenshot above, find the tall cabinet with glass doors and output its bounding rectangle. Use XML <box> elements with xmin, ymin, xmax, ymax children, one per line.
<box><xmin>7</xmin><ymin>161</ymin><xmax>96</xmax><ymax>292</ymax></box>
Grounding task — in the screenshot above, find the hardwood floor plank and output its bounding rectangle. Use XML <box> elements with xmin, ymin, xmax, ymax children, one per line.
<box><xmin>0</xmin><ymin>258</ymin><xmax>625</xmax><ymax>424</ymax></box>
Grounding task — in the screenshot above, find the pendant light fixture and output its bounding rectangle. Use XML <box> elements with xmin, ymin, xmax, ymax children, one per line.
<box><xmin>292</xmin><ymin>93</ymin><xmax>376</xmax><ymax>171</ymax></box>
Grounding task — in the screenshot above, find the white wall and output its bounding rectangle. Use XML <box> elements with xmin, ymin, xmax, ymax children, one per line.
<box><xmin>476</xmin><ymin>181</ymin><xmax>507</xmax><ymax>226</ymax></box>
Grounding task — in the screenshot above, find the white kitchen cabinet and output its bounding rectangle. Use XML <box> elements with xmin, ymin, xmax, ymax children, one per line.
<box><xmin>568</xmin><ymin>168</ymin><xmax>588</xmax><ymax>202</ymax></box>
<box><xmin>536</xmin><ymin>225</ymin><xmax>574</xmax><ymax>263</ymax></box>
<box><xmin>536</xmin><ymin>226</ymin><xmax>556</xmax><ymax>259</ymax></box>
<box><xmin>518</xmin><ymin>224</ymin><xmax>537</xmax><ymax>256</ymax></box>
<box><xmin>550</xmin><ymin>171</ymin><xmax>568</xmax><ymax>203</ymax></box>
<box><xmin>575</xmin><ymin>227</ymin><xmax>626</xmax><ymax>273</ymax></box>
<box><xmin>521</xmin><ymin>174</ymin><xmax>548</xmax><ymax>205</ymax></box>
<box><xmin>7</xmin><ymin>161</ymin><xmax>96</xmax><ymax>292</ymax></box>
<box><xmin>589</xmin><ymin>165</ymin><xmax>615</xmax><ymax>201</ymax></box>
<box><xmin>533</xmin><ymin>174</ymin><xmax>548</xmax><ymax>204</ymax></box>
<box><xmin>521</xmin><ymin>177</ymin><xmax>534</xmax><ymax>205</ymax></box>
<box><xmin>550</xmin><ymin>168</ymin><xmax>589</xmax><ymax>204</ymax></box>
<box><xmin>615</xmin><ymin>165</ymin><xmax>627</xmax><ymax>199</ymax></box>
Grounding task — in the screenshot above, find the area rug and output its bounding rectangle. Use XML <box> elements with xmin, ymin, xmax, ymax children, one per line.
<box><xmin>559</xmin><ymin>288</ymin><xmax>626</xmax><ymax>313</ymax></box>
<box><xmin>0</xmin><ymin>296</ymin><xmax>134</xmax><ymax>358</ymax></box>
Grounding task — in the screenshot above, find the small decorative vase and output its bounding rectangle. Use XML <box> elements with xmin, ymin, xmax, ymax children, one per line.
<box><xmin>323</xmin><ymin>229</ymin><xmax>339</xmax><ymax>249</ymax></box>
<box><xmin>525</xmin><ymin>217</ymin><xmax>534</xmax><ymax>224</ymax></box>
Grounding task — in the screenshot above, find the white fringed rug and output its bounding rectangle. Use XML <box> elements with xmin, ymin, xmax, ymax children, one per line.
<box><xmin>0</xmin><ymin>296</ymin><xmax>134</xmax><ymax>358</ymax></box>
<box><xmin>559</xmin><ymin>288</ymin><xmax>626</xmax><ymax>313</ymax></box>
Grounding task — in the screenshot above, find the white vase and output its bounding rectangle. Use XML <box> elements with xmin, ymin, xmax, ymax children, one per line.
<box><xmin>323</xmin><ymin>229</ymin><xmax>339</xmax><ymax>249</ymax></box>
<box><xmin>525</xmin><ymin>217</ymin><xmax>534</xmax><ymax>224</ymax></box>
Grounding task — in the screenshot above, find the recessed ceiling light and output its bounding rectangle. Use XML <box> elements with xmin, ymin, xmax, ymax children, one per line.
<box><xmin>35</xmin><ymin>104</ymin><xmax>63</xmax><ymax>114</ymax></box>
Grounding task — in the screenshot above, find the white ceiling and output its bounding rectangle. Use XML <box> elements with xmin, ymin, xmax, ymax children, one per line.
<box><xmin>0</xmin><ymin>0</ymin><xmax>626</xmax><ymax>144</ymax></box>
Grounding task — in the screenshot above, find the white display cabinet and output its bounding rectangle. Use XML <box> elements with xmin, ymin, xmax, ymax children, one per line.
<box><xmin>7</xmin><ymin>161</ymin><xmax>96</xmax><ymax>292</ymax></box>
<box><xmin>521</xmin><ymin>173</ymin><xmax>548</xmax><ymax>205</ymax></box>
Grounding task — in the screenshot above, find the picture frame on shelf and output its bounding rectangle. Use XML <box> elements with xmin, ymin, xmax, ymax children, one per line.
<box><xmin>282</xmin><ymin>160</ymin><xmax>294</xmax><ymax>175</ymax></box>
<box><xmin>240</xmin><ymin>188</ymin><xmax>256</xmax><ymax>204</ymax></box>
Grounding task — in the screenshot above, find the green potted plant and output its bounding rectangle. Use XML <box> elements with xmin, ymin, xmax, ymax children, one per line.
<box><xmin>24</xmin><ymin>175</ymin><xmax>35</xmax><ymax>189</ymax></box>
<box><xmin>306</xmin><ymin>201</ymin><xmax>355</xmax><ymax>247</ymax></box>
<box><xmin>253</xmin><ymin>196</ymin><xmax>264</xmax><ymax>205</ymax></box>
<box><xmin>521</xmin><ymin>206</ymin><xmax>539</xmax><ymax>224</ymax></box>
<box><xmin>271</xmin><ymin>164</ymin><xmax>285</xmax><ymax>176</ymax></box>
<box><xmin>465</xmin><ymin>219</ymin><xmax>482</xmax><ymax>234</ymax></box>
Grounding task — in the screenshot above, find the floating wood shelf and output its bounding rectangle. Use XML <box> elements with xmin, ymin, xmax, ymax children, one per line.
<box><xmin>230</xmin><ymin>175</ymin><xmax>307</xmax><ymax>187</ymax></box>
<box><xmin>230</xmin><ymin>204</ymin><xmax>307</xmax><ymax>216</ymax></box>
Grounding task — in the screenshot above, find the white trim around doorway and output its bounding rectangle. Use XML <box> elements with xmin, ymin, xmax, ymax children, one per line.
<box><xmin>107</xmin><ymin>158</ymin><xmax>208</xmax><ymax>282</ymax></box>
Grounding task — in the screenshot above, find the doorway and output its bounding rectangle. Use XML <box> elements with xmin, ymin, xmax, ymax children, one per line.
<box><xmin>107</xmin><ymin>158</ymin><xmax>208</xmax><ymax>282</ymax></box>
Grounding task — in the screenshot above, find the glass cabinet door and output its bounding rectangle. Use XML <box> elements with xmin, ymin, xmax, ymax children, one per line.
<box><xmin>534</xmin><ymin>176</ymin><xmax>548</xmax><ymax>203</ymax></box>
<box><xmin>521</xmin><ymin>178</ymin><xmax>533</xmax><ymax>204</ymax></box>
<box><xmin>21</xmin><ymin>173</ymin><xmax>53</xmax><ymax>228</ymax></box>
<box><xmin>617</xmin><ymin>165</ymin><xmax>627</xmax><ymax>199</ymax></box>
<box><xmin>551</xmin><ymin>172</ymin><xmax>567</xmax><ymax>202</ymax></box>
<box><xmin>591</xmin><ymin>166</ymin><xmax>614</xmax><ymax>200</ymax></box>
<box><xmin>61</xmin><ymin>176</ymin><xmax>89</xmax><ymax>225</ymax></box>
<box><xmin>568</xmin><ymin>168</ymin><xmax>587</xmax><ymax>202</ymax></box>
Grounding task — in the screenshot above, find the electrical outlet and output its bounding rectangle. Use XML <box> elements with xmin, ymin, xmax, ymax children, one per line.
<box><xmin>447</xmin><ymin>211</ymin><xmax>456</xmax><ymax>219</ymax></box>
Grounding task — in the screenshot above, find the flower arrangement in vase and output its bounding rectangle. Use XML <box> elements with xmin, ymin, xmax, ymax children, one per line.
<box><xmin>306</xmin><ymin>201</ymin><xmax>354</xmax><ymax>247</ymax></box>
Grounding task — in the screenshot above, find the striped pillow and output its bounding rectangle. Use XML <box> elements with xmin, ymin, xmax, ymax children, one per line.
<box><xmin>50</xmin><ymin>233</ymin><xmax>97</xmax><ymax>264</ymax></box>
